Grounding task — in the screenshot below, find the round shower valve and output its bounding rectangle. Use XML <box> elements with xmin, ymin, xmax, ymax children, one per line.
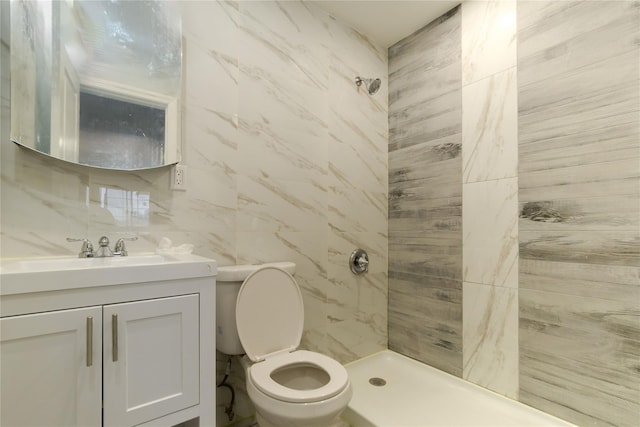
<box><xmin>349</xmin><ymin>249</ymin><xmax>369</xmax><ymax>274</ymax></box>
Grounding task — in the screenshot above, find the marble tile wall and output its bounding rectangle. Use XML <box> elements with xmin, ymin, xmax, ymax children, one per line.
<box><xmin>461</xmin><ymin>0</ymin><xmax>519</xmax><ymax>399</ymax></box>
<box><xmin>1</xmin><ymin>2</ymin><xmax>388</xmax><ymax>425</ymax></box>
<box><xmin>388</xmin><ymin>6</ymin><xmax>463</xmax><ymax>377</ymax></box>
<box><xmin>518</xmin><ymin>1</ymin><xmax>640</xmax><ymax>426</ymax></box>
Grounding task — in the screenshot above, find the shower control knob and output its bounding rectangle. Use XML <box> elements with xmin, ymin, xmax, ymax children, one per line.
<box><xmin>349</xmin><ymin>249</ymin><xmax>369</xmax><ymax>274</ymax></box>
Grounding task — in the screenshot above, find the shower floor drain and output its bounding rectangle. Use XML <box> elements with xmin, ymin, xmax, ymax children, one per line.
<box><xmin>369</xmin><ymin>377</ymin><xmax>386</xmax><ymax>386</ymax></box>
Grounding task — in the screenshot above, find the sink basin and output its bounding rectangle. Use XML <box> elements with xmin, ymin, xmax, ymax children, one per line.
<box><xmin>7</xmin><ymin>254</ymin><xmax>168</xmax><ymax>273</ymax></box>
<box><xmin>0</xmin><ymin>253</ymin><xmax>216</xmax><ymax>296</ymax></box>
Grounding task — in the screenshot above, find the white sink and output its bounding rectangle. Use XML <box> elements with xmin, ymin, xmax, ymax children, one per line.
<box><xmin>0</xmin><ymin>254</ymin><xmax>216</xmax><ymax>296</ymax></box>
<box><xmin>6</xmin><ymin>254</ymin><xmax>168</xmax><ymax>273</ymax></box>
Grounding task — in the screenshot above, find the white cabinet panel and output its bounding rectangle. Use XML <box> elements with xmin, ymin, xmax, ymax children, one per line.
<box><xmin>103</xmin><ymin>294</ymin><xmax>200</xmax><ymax>427</ymax></box>
<box><xmin>0</xmin><ymin>306</ymin><xmax>102</xmax><ymax>427</ymax></box>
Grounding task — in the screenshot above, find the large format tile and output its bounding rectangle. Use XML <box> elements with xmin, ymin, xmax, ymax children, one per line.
<box><xmin>520</xmin><ymin>283</ymin><xmax>640</xmax><ymax>427</ymax></box>
<box><xmin>462</xmin><ymin>67</ymin><xmax>517</xmax><ymax>183</ymax></box>
<box><xmin>462</xmin><ymin>0</ymin><xmax>516</xmax><ymax>85</ymax></box>
<box><xmin>389</xmin><ymin>272</ymin><xmax>462</xmax><ymax>377</ymax></box>
<box><xmin>518</xmin><ymin>1</ymin><xmax>639</xmax><ymax>86</ymax></box>
<box><xmin>0</xmin><ymin>146</ymin><xmax>90</xmax><ymax>258</ymax></box>
<box><xmin>463</xmin><ymin>282</ymin><xmax>518</xmax><ymax>399</ymax></box>
<box><xmin>326</xmin><ymin>230</ymin><xmax>388</xmax><ymax>364</ymax></box>
<box><xmin>388</xmin><ymin>4</ymin><xmax>462</xmax><ymax>376</ymax></box>
<box><xmin>463</xmin><ymin>178</ymin><xmax>518</xmax><ymax>288</ymax></box>
<box><xmin>237</xmin><ymin>175</ymin><xmax>327</xmax><ymax>232</ymax></box>
<box><xmin>518</xmin><ymin>1</ymin><xmax>640</xmax><ymax>425</ymax></box>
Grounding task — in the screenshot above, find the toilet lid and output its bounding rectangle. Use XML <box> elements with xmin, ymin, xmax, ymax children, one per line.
<box><xmin>236</xmin><ymin>266</ymin><xmax>303</xmax><ymax>362</ymax></box>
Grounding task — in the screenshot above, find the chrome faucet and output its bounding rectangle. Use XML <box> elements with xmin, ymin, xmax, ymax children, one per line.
<box><xmin>66</xmin><ymin>238</ymin><xmax>94</xmax><ymax>258</ymax></box>
<box><xmin>96</xmin><ymin>236</ymin><xmax>114</xmax><ymax>257</ymax></box>
<box><xmin>67</xmin><ymin>236</ymin><xmax>138</xmax><ymax>258</ymax></box>
<box><xmin>114</xmin><ymin>237</ymin><xmax>138</xmax><ymax>256</ymax></box>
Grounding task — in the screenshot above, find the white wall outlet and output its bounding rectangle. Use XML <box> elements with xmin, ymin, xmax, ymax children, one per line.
<box><xmin>171</xmin><ymin>164</ymin><xmax>187</xmax><ymax>191</ymax></box>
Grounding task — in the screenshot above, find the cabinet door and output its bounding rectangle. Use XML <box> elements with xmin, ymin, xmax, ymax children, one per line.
<box><xmin>103</xmin><ymin>294</ymin><xmax>200</xmax><ymax>427</ymax></box>
<box><xmin>0</xmin><ymin>306</ymin><xmax>102</xmax><ymax>427</ymax></box>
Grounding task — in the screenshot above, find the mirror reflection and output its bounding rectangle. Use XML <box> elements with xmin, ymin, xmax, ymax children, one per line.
<box><xmin>10</xmin><ymin>0</ymin><xmax>182</xmax><ymax>170</ymax></box>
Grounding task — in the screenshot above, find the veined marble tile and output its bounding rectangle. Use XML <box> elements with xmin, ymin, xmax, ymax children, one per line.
<box><xmin>140</xmin><ymin>230</ymin><xmax>236</xmax><ymax>266</ymax></box>
<box><xmin>183</xmin><ymin>104</ymin><xmax>238</xmax><ymax>201</ymax></box>
<box><xmin>462</xmin><ymin>0</ymin><xmax>516</xmax><ymax>85</ymax></box>
<box><xmin>238</xmin><ymin>59</ymin><xmax>327</xmax><ymax>132</ymax></box>
<box><xmin>0</xmin><ymin>145</ymin><xmax>90</xmax><ymax>258</ymax></box>
<box><xmin>239</xmin><ymin>1</ymin><xmax>329</xmax><ymax>92</ymax></box>
<box><xmin>237</xmin><ymin>175</ymin><xmax>327</xmax><ymax>232</ymax></box>
<box><xmin>462</xmin><ymin>67</ymin><xmax>517</xmax><ymax>183</ymax></box>
<box><xmin>237</xmin><ymin>109</ymin><xmax>328</xmax><ymax>185</ymax></box>
<box><xmin>463</xmin><ymin>178</ymin><xmax>518</xmax><ymax>288</ymax></box>
<box><xmin>184</xmin><ymin>36</ymin><xmax>239</xmax><ymax>114</ymax></box>
<box><xmin>328</xmin><ymin>56</ymin><xmax>388</xmax><ymax>193</ymax></box>
<box><xmin>236</xmin><ymin>231</ymin><xmax>328</xmax><ymax>283</ymax></box>
<box><xmin>326</xmin><ymin>230</ymin><xmax>388</xmax><ymax>363</ymax></box>
<box><xmin>463</xmin><ymin>282</ymin><xmax>519</xmax><ymax>399</ymax></box>
<box><xmin>328</xmin><ymin>113</ymin><xmax>388</xmax><ymax>193</ymax></box>
<box><xmin>324</xmin><ymin>6</ymin><xmax>386</xmax><ymax>79</ymax></box>
<box><xmin>87</xmin><ymin>168</ymin><xmax>236</xmax><ymax>241</ymax></box>
<box><xmin>181</xmin><ymin>0</ymin><xmax>240</xmax><ymax>59</ymax></box>
<box><xmin>328</xmin><ymin>187</ymin><xmax>387</xmax><ymax>234</ymax></box>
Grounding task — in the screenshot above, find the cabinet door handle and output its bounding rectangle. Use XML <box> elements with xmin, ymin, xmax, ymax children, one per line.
<box><xmin>112</xmin><ymin>314</ymin><xmax>118</xmax><ymax>362</ymax></box>
<box><xmin>86</xmin><ymin>316</ymin><xmax>93</xmax><ymax>367</ymax></box>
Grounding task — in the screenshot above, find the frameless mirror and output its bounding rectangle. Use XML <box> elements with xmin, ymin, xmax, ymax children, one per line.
<box><xmin>10</xmin><ymin>0</ymin><xmax>182</xmax><ymax>170</ymax></box>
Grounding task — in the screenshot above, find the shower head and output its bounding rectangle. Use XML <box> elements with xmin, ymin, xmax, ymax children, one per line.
<box><xmin>355</xmin><ymin>76</ymin><xmax>381</xmax><ymax>95</ymax></box>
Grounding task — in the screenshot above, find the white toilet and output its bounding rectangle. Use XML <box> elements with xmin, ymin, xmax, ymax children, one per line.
<box><xmin>216</xmin><ymin>262</ymin><xmax>352</xmax><ymax>427</ymax></box>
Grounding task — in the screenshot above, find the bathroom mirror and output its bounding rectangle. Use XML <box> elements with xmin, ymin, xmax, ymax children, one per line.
<box><xmin>9</xmin><ymin>0</ymin><xmax>182</xmax><ymax>170</ymax></box>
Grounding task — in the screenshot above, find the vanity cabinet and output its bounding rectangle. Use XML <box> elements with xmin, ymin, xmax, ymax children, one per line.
<box><xmin>1</xmin><ymin>306</ymin><xmax>103</xmax><ymax>426</ymax></box>
<box><xmin>0</xmin><ymin>254</ymin><xmax>216</xmax><ymax>427</ymax></box>
<box><xmin>103</xmin><ymin>295</ymin><xmax>199</xmax><ymax>427</ymax></box>
<box><xmin>1</xmin><ymin>295</ymin><xmax>200</xmax><ymax>427</ymax></box>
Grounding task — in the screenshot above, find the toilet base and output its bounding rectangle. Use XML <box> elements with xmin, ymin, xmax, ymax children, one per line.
<box><xmin>246</xmin><ymin>371</ymin><xmax>352</xmax><ymax>427</ymax></box>
<box><xmin>255</xmin><ymin>411</ymin><xmax>349</xmax><ymax>427</ymax></box>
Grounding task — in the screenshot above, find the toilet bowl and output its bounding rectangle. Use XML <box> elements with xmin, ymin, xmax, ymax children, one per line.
<box><xmin>216</xmin><ymin>263</ymin><xmax>352</xmax><ymax>427</ymax></box>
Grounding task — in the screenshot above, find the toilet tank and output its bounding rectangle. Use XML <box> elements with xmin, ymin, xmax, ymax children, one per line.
<box><xmin>216</xmin><ymin>262</ymin><xmax>296</xmax><ymax>355</ymax></box>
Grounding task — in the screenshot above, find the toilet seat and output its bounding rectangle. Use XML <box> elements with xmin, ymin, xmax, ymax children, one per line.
<box><xmin>249</xmin><ymin>350</ymin><xmax>349</xmax><ymax>403</ymax></box>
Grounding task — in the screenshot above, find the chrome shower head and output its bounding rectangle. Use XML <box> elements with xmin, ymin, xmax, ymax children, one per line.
<box><xmin>355</xmin><ymin>76</ymin><xmax>381</xmax><ymax>95</ymax></box>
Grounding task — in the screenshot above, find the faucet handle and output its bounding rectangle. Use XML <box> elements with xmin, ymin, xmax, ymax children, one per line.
<box><xmin>66</xmin><ymin>238</ymin><xmax>94</xmax><ymax>258</ymax></box>
<box><xmin>114</xmin><ymin>237</ymin><xmax>138</xmax><ymax>256</ymax></box>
